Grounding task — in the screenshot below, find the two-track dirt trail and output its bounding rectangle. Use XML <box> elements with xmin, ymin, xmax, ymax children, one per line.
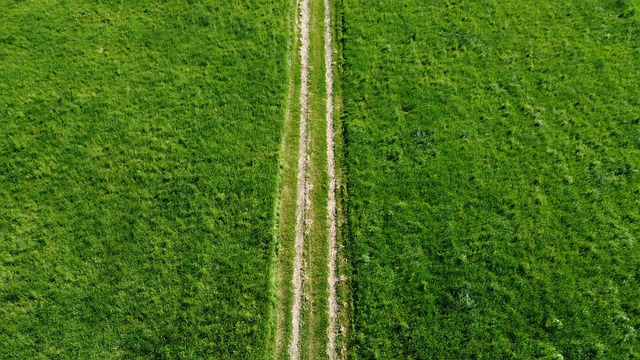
<box><xmin>273</xmin><ymin>0</ymin><xmax>343</xmax><ymax>358</ymax></box>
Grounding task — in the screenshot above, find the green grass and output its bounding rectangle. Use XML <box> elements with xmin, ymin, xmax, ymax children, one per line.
<box><xmin>0</xmin><ymin>0</ymin><xmax>291</xmax><ymax>358</ymax></box>
<box><xmin>342</xmin><ymin>0</ymin><xmax>640</xmax><ymax>358</ymax></box>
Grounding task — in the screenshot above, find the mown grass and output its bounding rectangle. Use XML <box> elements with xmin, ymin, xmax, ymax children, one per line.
<box><xmin>0</xmin><ymin>0</ymin><xmax>291</xmax><ymax>358</ymax></box>
<box><xmin>342</xmin><ymin>0</ymin><xmax>640</xmax><ymax>358</ymax></box>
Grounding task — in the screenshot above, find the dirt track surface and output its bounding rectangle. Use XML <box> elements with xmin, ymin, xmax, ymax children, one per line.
<box><xmin>323</xmin><ymin>0</ymin><xmax>339</xmax><ymax>358</ymax></box>
<box><xmin>288</xmin><ymin>0</ymin><xmax>311</xmax><ymax>358</ymax></box>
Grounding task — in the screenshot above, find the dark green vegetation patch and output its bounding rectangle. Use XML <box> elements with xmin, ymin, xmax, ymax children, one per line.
<box><xmin>0</xmin><ymin>0</ymin><xmax>290</xmax><ymax>358</ymax></box>
<box><xmin>342</xmin><ymin>0</ymin><xmax>640</xmax><ymax>358</ymax></box>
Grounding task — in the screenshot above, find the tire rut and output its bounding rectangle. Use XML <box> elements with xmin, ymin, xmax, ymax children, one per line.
<box><xmin>288</xmin><ymin>0</ymin><xmax>311</xmax><ymax>357</ymax></box>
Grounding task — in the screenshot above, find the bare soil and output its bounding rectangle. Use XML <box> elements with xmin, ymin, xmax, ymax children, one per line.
<box><xmin>288</xmin><ymin>0</ymin><xmax>311</xmax><ymax>358</ymax></box>
<box><xmin>323</xmin><ymin>0</ymin><xmax>339</xmax><ymax>358</ymax></box>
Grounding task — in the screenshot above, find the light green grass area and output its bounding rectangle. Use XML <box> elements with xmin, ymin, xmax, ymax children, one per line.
<box><xmin>300</xmin><ymin>0</ymin><xmax>330</xmax><ymax>357</ymax></box>
<box><xmin>0</xmin><ymin>0</ymin><xmax>291</xmax><ymax>358</ymax></box>
<box><xmin>342</xmin><ymin>0</ymin><xmax>640</xmax><ymax>358</ymax></box>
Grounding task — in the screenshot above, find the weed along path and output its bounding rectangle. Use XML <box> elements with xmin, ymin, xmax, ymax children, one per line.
<box><xmin>274</xmin><ymin>0</ymin><xmax>343</xmax><ymax>358</ymax></box>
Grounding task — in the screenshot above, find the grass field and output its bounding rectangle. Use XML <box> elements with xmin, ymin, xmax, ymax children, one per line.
<box><xmin>342</xmin><ymin>0</ymin><xmax>640</xmax><ymax>358</ymax></box>
<box><xmin>4</xmin><ymin>0</ymin><xmax>640</xmax><ymax>358</ymax></box>
<box><xmin>0</xmin><ymin>0</ymin><xmax>291</xmax><ymax>358</ymax></box>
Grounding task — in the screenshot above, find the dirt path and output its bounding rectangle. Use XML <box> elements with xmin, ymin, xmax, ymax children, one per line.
<box><xmin>288</xmin><ymin>0</ymin><xmax>311</xmax><ymax>357</ymax></box>
<box><xmin>323</xmin><ymin>0</ymin><xmax>339</xmax><ymax>358</ymax></box>
<box><xmin>284</xmin><ymin>0</ymin><xmax>343</xmax><ymax>358</ymax></box>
